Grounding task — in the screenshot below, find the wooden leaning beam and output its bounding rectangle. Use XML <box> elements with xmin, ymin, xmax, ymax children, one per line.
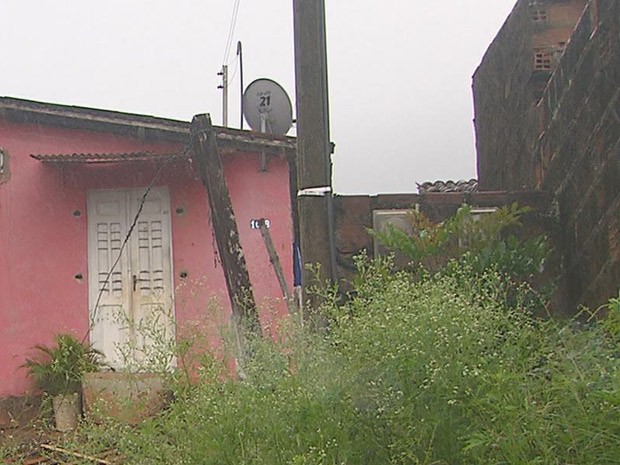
<box><xmin>189</xmin><ymin>114</ymin><xmax>262</xmax><ymax>342</ymax></box>
<box><xmin>257</xmin><ymin>219</ymin><xmax>297</xmax><ymax>316</ymax></box>
<box><xmin>40</xmin><ymin>444</ymin><xmax>115</xmax><ymax>464</ymax></box>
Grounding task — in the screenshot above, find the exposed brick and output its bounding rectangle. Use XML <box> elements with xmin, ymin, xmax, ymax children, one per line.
<box><xmin>335</xmin><ymin>192</ymin><xmax>553</xmax><ymax>259</ymax></box>
<box><xmin>474</xmin><ymin>0</ymin><xmax>620</xmax><ymax>312</ymax></box>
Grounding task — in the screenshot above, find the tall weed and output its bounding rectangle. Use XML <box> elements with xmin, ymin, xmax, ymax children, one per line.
<box><xmin>77</xmin><ymin>260</ymin><xmax>619</xmax><ymax>464</ymax></box>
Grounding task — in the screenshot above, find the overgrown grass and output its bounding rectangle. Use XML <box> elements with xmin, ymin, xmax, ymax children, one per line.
<box><xmin>75</xmin><ymin>259</ymin><xmax>619</xmax><ymax>464</ymax></box>
<box><xmin>0</xmin><ymin>443</ymin><xmax>18</xmax><ymax>462</ymax></box>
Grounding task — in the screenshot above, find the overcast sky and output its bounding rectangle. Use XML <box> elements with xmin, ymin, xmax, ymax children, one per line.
<box><xmin>1</xmin><ymin>1</ymin><xmax>516</xmax><ymax>194</ymax></box>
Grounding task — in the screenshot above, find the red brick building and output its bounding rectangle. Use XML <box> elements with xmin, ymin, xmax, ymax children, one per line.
<box><xmin>473</xmin><ymin>0</ymin><xmax>619</xmax><ymax>310</ymax></box>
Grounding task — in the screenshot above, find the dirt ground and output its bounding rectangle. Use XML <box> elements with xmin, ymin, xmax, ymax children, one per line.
<box><xmin>1</xmin><ymin>396</ymin><xmax>126</xmax><ymax>464</ymax></box>
<box><xmin>1</xmin><ymin>425</ymin><xmax>59</xmax><ymax>453</ymax></box>
<box><xmin>0</xmin><ymin>396</ymin><xmax>60</xmax><ymax>461</ymax></box>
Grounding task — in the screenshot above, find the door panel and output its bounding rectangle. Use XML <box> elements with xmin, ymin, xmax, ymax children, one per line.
<box><xmin>129</xmin><ymin>189</ymin><xmax>174</xmax><ymax>366</ymax></box>
<box><xmin>89</xmin><ymin>304</ymin><xmax>130</xmax><ymax>369</ymax></box>
<box><xmin>88</xmin><ymin>190</ymin><xmax>131</xmax><ymax>369</ymax></box>
<box><xmin>87</xmin><ymin>187</ymin><xmax>174</xmax><ymax>370</ymax></box>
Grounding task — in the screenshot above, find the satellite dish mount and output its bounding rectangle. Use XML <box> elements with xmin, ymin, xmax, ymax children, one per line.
<box><xmin>243</xmin><ymin>78</ymin><xmax>293</xmax><ymax>172</ymax></box>
<box><xmin>243</xmin><ymin>78</ymin><xmax>293</xmax><ymax>136</ymax></box>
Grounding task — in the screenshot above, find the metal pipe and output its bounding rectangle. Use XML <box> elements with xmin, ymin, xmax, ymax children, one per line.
<box><xmin>237</xmin><ymin>41</ymin><xmax>244</xmax><ymax>129</ymax></box>
<box><xmin>327</xmin><ymin>190</ymin><xmax>338</xmax><ymax>284</ymax></box>
<box><xmin>317</xmin><ymin>0</ymin><xmax>338</xmax><ymax>285</ymax></box>
<box><xmin>218</xmin><ymin>66</ymin><xmax>229</xmax><ymax>127</ymax></box>
<box><xmin>222</xmin><ymin>65</ymin><xmax>229</xmax><ymax>127</ymax></box>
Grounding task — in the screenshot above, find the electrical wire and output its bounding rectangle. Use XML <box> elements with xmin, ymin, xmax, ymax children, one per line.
<box><xmin>222</xmin><ymin>0</ymin><xmax>242</xmax><ymax>65</ymax></box>
<box><xmin>228</xmin><ymin>54</ymin><xmax>240</xmax><ymax>84</ymax></box>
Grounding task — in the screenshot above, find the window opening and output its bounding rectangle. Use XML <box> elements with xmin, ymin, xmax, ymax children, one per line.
<box><xmin>557</xmin><ymin>41</ymin><xmax>567</xmax><ymax>54</ymax></box>
<box><xmin>534</xmin><ymin>48</ymin><xmax>553</xmax><ymax>71</ymax></box>
<box><xmin>529</xmin><ymin>2</ymin><xmax>548</xmax><ymax>23</ymax></box>
<box><xmin>372</xmin><ymin>209</ymin><xmax>415</xmax><ymax>268</ymax></box>
<box><xmin>457</xmin><ymin>207</ymin><xmax>499</xmax><ymax>249</ymax></box>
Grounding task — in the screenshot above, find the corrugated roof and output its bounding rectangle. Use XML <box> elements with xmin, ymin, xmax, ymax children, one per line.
<box><xmin>417</xmin><ymin>179</ymin><xmax>479</xmax><ymax>194</ymax></box>
<box><xmin>30</xmin><ymin>151</ymin><xmax>186</xmax><ymax>163</ymax></box>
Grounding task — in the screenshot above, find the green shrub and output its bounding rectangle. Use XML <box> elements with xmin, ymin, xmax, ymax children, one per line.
<box><xmin>602</xmin><ymin>291</ymin><xmax>620</xmax><ymax>341</ymax></box>
<box><xmin>371</xmin><ymin>203</ymin><xmax>551</xmax><ymax>281</ymax></box>
<box><xmin>23</xmin><ymin>333</ymin><xmax>104</xmax><ymax>396</ymax></box>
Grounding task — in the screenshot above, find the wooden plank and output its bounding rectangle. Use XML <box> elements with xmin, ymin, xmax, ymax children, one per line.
<box><xmin>257</xmin><ymin>219</ymin><xmax>297</xmax><ymax>316</ymax></box>
<box><xmin>190</xmin><ymin>114</ymin><xmax>262</xmax><ymax>350</ymax></box>
<box><xmin>40</xmin><ymin>444</ymin><xmax>114</xmax><ymax>464</ymax></box>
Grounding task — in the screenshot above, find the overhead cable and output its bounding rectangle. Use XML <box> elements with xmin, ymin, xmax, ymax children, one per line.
<box><xmin>222</xmin><ymin>0</ymin><xmax>242</xmax><ymax>65</ymax></box>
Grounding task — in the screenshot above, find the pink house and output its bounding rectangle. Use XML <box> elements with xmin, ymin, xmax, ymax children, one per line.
<box><xmin>0</xmin><ymin>97</ymin><xmax>297</xmax><ymax>397</ymax></box>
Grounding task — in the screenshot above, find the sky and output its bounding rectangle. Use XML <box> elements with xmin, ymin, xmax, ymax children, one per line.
<box><xmin>0</xmin><ymin>1</ymin><xmax>517</xmax><ymax>194</ymax></box>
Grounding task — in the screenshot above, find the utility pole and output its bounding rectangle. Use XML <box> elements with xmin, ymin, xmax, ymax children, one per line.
<box><xmin>218</xmin><ymin>65</ymin><xmax>229</xmax><ymax>127</ymax></box>
<box><xmin>293</xmin><ymin>0</ymin><xmax>336</xmax><ymax>299</ymax></box>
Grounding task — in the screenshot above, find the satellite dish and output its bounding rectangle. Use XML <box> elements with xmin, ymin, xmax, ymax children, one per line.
<box><xmin>243</xmin><ymin>78</ymin><xmax>293</xmax><ymax>136</ymax></box>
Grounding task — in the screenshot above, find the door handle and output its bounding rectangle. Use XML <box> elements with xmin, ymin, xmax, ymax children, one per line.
<box><xmin>133</xmin><ymin>275</ymin><xmax>150</xmax><ymax>291</ymax></box>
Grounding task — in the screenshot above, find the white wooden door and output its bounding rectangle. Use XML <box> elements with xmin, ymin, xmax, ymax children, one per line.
<box><xmin>87</xmin><ymin>188</ymin><xmax>174</xmax><ymax>370</ymax></box>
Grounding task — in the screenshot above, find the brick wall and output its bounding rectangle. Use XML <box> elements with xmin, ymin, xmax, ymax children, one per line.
<box><xmin>473</xmin><ymin>0</ymin><xmax>620</xmax><ymax>310</ymax></box>
<box><xmin>473</xmin><ymin>0</ymin><xmax>538</xmax><ymax>190</ymax></box>
<box><xmin>536</xmin><ymin>0</ymin><xmax>620</xmax><ymax>309</ymax></box>
<box><xmin>473</xmin><ymin>0</ymin><xmax>587</xmax><ymax>191</ymax></box>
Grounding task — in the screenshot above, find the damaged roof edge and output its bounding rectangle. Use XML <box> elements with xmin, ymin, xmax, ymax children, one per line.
<box><xmin>0</xmin><ymin>96</ymin><xmax>297</xmax><ymax>153</ymax></box>
<box><xmin>30</xmin><ymin>151</ymin><xmax>186</xmax><ymax>163</ymax></box>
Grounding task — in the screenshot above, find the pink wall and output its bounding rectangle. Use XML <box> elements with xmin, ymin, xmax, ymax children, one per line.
<box><xmin>0</xmin><ymin>119</ymin><xmax>293</xmax><ymax>396</ymax></box>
